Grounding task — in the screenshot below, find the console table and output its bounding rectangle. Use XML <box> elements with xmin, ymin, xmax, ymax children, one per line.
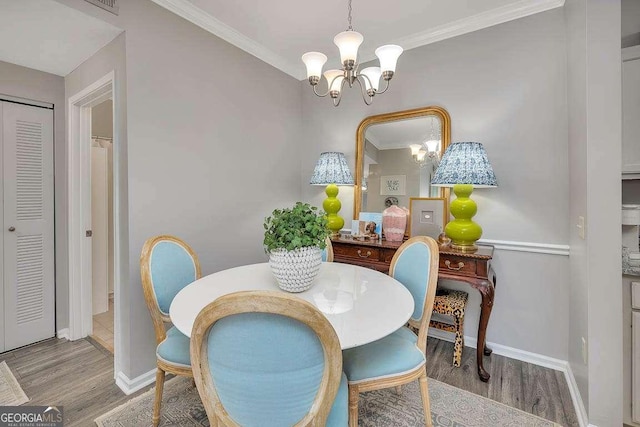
<box><xmin>331</xmin><ymin>236</ymin><xmax>496</xmax><ymax>382</ymax></box>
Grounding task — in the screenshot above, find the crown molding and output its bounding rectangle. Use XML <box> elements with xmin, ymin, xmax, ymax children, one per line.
<box><xmin>152</xmin><ymin>0</ymin><xmax>565</xmax><ymax>82</ymax></box>
<box><xmin>394</xmin><ymin>0</ymin><xmax>565</xmax><ymax>52</ymax></box>
<box><xmin>150</xmin><ymin>0</ymin><xmax>304</xmax><ymax>80</ymax></box>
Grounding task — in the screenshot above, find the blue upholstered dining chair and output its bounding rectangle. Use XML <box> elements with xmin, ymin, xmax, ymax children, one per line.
<box><xmin>190</xmin><ymin>290</ymin><xmax>348</xmax><ymax>427</ymax></box>
<box><xmin>322</xmin><ymin>236</ymin><xmax>334</xmax><ymax>262</ymax></box>
<box><xmin>140</xmin><ymin>235</ymin><xmax>201</xmax><ymax>427</ymax></box>
<box><xmin>342</xmin><ymin>236</ymin><xmax>439</xmax><ymax>427</ymax></box>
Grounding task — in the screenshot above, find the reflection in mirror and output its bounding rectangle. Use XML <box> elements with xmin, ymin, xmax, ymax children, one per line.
<box><xmin>354</xmin><ymin>106</ymin><xmax>451</xmax><ymax>219</ymax></box>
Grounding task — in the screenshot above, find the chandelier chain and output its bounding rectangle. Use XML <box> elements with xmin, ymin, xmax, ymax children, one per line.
<box><xmin>347</xmin><ymin>0</ymin><xmax>353</xmax><ymax>30</ymax></box>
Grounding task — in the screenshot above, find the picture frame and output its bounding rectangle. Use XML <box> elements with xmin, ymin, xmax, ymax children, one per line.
<box><xmin>358</xmin><ymin>212</ymin><xmax>383</xmax><ymax>235</ymax></box>
<box><xmin>380</xmin><ymin>175</ymin><xmax>406</xmax><ymax>196</ymax></box>
<box><xmin>408</xmin><ymin>197</ymin><xmax>448</xmax><ymax>239</ymax></box>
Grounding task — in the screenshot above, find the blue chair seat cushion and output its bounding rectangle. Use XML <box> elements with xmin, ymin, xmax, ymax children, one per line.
<box><xmin>327</xmin><ymin>372</ymin><xmax>348</xmax><ymax>426</ymax></box>
<box><xmin>156</xmin><ymin>326</ymin><xmax>191</xmax><ymax>368</ymax></box>
<box><xmin>342</xmin><ymin>327</ymin><xmax>424</xmax><ymax>384</ymax></box>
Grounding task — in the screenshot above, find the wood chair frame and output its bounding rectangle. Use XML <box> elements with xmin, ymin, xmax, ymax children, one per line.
<box><xmin>324</xmin><ymin>236</ymin><xmax>334</xmax><ymax>262</ymax></box>
<box><xmin>140</xmin><ymin>234</ymin><xmax>202</xmax><ymax>426</ymax></box>
<box><xmin>190</xmin><ymin>291</ymin><xmax>343</xmax><ymax>427</ymax></box>
<box><xmin>347</xmin><ymin>236</ymin><xmax>439</xmax><ymax>427</ymax></box>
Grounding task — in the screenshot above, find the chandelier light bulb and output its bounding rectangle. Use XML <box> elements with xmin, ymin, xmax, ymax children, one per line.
<box><xmin>334</xmin><ymin>30</ymin><xmax>364</xmax><ymax>70</ymax></box>
<box><xmin>302</xmin><ymin>52</ymin><xmax>328</xmax><ymax>83</ymax></box>
<box><xmin>323</xmin><ymin>69</ymin><xmax>345</xmax><ymax>96</ymax></box>
<box><xmin>409</xmin><ymin>144</ymin><xmax>422</xmax><ymax>156</ymax></box>
<box><xmin>375</xmin><ymin>45</ymin><xmax>403</xmax><ymax>78</ymax></box>
<box><xmin>360</xmin><ymin>67</ymin><xmax>382</xmax><ymax>93</ymax></box>
<box><xmin>425</xmin><ymin>139</ymin><xmax>440</xmax><ymax>153</ymax></box>
<box><xmin>417</xmin><ymin>149</ymin><xmax>427</xmax><ymax>162</ymax></box>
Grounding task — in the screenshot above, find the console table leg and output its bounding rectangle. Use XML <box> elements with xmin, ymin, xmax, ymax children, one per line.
<box><xmin>477</xmin><ymin>281</ymin><xmax>495</xmax><ymax>382</ymax></box>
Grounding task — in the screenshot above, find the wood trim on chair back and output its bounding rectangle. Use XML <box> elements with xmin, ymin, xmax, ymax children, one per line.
<box><xmin>324</xmin><ymin>237</ymin><xmax>334</xmax><ymax>263</ymax></box>
<box><xmin>190</xmin><ymin>291</ymin><xmax>343</xmax><ymax>427</ymax></box>
<box><xmin>140</xmin><ymin>235</ymin><xmax>202</xmax><ymax>344</ymax></box>
<box><xmin>388</xmin><ymin>236</ymin><xmax>439</xmax><ymax>353</ymax></box>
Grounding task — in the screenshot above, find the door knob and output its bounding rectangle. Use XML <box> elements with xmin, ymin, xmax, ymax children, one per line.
<box><xmin>8</xmin><ymin>226</ymin><xmax>15</xmax><ymax>232</ymax></box>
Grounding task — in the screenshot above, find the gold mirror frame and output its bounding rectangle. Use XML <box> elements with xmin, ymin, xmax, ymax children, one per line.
<box><xmin>354</xmin><ymin>106</ymin><xmax>452</xmax><ymax>219</ymax></box>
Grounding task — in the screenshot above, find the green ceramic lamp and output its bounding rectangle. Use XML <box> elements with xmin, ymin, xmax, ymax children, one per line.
<box><xmin>431</xmin><ymin>142</ymin><xmax>497</xmax><ymax>252</ymax></box>
<box><xmin>310</xmin><ymin>152</ymin><xmax>354</xmax><ymax>236</ymax></box>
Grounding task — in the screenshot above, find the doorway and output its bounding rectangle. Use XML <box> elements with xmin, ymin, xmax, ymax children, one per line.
<box><xmin>68</xmin><ymin>71</ymin><xmax>122</xmax><ymax>377</ymax></box>
<box><xmin>89</xmin><ymin>99</ymin><xmax>114</xmax><ymax>353</ymax></box>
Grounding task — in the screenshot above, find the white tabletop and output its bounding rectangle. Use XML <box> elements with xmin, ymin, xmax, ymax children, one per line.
<box><xmin>170</xmin><ymin>262</ymin><xmax>414</xmax><ymax>350</ymax></box>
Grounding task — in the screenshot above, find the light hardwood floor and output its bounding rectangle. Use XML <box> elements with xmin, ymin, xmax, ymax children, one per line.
<box><xmin>0</xmin><ymin>336</ymin><xmax>578</xmax><ymax>426</ymax></box>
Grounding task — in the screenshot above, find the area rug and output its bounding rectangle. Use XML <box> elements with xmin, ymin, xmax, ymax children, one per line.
<box><xmin>0</xmin><ymin>361</ymin><xmax>28</xmax><ymax>406</ymax></box>
<box><xmin>95</xmin><ymin>376</ymin><xmax>560</xmax><ymax>427</ymax></box>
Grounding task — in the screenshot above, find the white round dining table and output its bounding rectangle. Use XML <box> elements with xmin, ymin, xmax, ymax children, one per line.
<box><xmin>170</xmin><ymin>262</ymin><xmax>414</xmax><ymax>350</ymax></box>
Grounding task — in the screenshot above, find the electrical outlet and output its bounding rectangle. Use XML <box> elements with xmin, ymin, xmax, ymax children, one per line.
<box><xmin>577</xmin><ymin>216</ymin><xmax>585</xmax><ymax>239</ymax></box>
<box><xmin>581</xmin><ymin>337</ymin><xmax>587</xmax><ymax>364</ymax></box>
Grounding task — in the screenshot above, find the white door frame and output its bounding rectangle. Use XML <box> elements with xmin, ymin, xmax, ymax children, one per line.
<box><xmin>67</xmin><ymin>71</ymin><xmax>122</xmax><ymax>375</ymax></box>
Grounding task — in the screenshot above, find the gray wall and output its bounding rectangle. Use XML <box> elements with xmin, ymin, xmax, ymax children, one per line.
<box><xmin>301</xmin><ymin>9</ymin><xmax>571</xmax><ymax>360</ymax></box>
<box><xmin>0</xmin><ymin>61</ymin><xmax>66</xmax><ymax>330</ymax></box>
<box><xmin>565</xmin><ymin>0</ymin><xmax>590</xmax><ymax>410</ymax></box>
<box><xmin>61</xmin><ymin>0</ymin><xmax>303</xmax><ymax>379</ymax></box>
<box><xmin>566</xmin><ymin>0</ymin><xmax>623</xmax><ymax>424</ymax></box>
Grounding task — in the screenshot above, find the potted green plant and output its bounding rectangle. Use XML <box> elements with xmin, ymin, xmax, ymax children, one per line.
<box><xmin>263</xmin><ymin>202</ymin><xmax>330</xmax><ymax>292</ymax></box>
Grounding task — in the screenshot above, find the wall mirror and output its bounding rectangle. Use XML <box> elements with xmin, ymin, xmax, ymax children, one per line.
<box><xmin>354</xmin><ymin>106</ymin><xmax>451</xmax><ymax>219</ymax></box>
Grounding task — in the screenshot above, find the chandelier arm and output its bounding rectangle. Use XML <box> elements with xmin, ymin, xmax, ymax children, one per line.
<box><xmin>333</xmin><ymin>93</ymin><xmax>342</xmax><ymax>107</ymax></box>
<box><xmin>332</xmin><ymin>78</ymin><xmax>348</xmax><ymax>107</ymax></box>
<box><xmin>312</xmin><ymin>85</ymin><xmax>331</xmax><ymax>98</ymax></box>
<box><xmin>354</xmin><ymin>76</ymin><xmax>373</xmax><ymax>105</ymax></box>
<box><xmin>375</xmin><ymin>78</ymin><xmax>392</xmax><ymax>95</ymax></box>
<box><xmin>358</xmin><ymin>73</ymin><xmax>373</xmax><ymax>91</ymax></box>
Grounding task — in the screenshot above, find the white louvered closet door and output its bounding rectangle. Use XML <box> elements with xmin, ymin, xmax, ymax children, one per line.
<box><xmin>2</xmin><ymin>101</ymin><xmax>54</xmax><ymax>352</ymax></box>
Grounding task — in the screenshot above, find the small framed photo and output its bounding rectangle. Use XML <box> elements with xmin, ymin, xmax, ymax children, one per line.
<box><xmin>380</xmin><ymin>175</ymin><xmax>406</xmax><ymax>196</ymax></box>
<box><xmin>409</xmin><ymin>198</ymin><xmax>448</xmax><ymax>239</ymax></box>
<box><xmin>358</xmin><ymin>212</ymin><xmax>383</xmax><ymax>236</ymax></box>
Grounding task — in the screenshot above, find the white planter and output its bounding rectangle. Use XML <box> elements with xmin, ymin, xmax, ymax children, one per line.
<box><xmin>269</xmin><ymin>246</ymin><xmax>322</xmax><ymax>292</ymax></box>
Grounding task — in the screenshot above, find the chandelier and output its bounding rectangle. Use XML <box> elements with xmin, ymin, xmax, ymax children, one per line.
<box><xmin>301</xmin><ymin>0</ymin><xmax>403</xmax><ymax>107</ymax></box>
<box><xmin>410</xmin><ymin>117</ymin><xmax>442</xmax><ymax>168</ymax></box>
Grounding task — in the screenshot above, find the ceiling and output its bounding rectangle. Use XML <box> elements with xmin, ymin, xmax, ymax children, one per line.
<box><xmin>366</xmin><ymin>116</ymin><xmax>441</xmax><ymax>151</ymax></box>
<box><xmin>153</xmin><ymin>0</ymin><xmax>565</xmax><ymax>80</ymax></box>
<box><xmin>0</xmin><ymin>0</ymin><xmax>122</xmax><ymax>76</ymax></box>
<box><xmin>0</xmin><ymin>0</ymin><xmax>566</xmax><ymax>79</ymax></box>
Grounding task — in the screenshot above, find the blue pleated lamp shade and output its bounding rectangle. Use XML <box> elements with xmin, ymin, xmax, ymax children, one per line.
<box><xmin>310</xmin><ymin>152</ymin><xmax>354</xmax><ymax>185</ymax></box>
<box><xmin>431</xmin><ymin>142</ymin><xmax>497</xmax><ymax>188</ymax></box>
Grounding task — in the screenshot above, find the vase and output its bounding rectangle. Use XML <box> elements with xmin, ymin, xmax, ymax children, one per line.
<box><xmin>382</xmin><ymin>205</ymin><xmax>407</xmax><ymax>241</ymax></box>
<box><xmin>269</xmin><ymin>246</ymin><xmax>322</xmax><ymax>292</ymax></box>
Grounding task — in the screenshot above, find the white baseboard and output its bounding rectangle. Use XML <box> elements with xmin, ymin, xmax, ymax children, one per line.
<box><xmin>115</xmin><ymin>369</ymin><xmax>156</xmax><ymax>395</ymax></box>
<box><xmin>56</xmin><ymin>328</ymin><xmax>70</xmax><ymax>340</ymax></box>
<box><xmin>563</xmin><ymin>362</ymin><xmax>590</xmax><ymax>427</ymax></box>
<box><xmin>428</xmin><ymin>329</ymin><xmax>589</xmax><ymax>426</ymax></box>
<box><xmin>428</xmin><ymin>328</ymin><xmax>568</xmax><ymax>371</ymax></box>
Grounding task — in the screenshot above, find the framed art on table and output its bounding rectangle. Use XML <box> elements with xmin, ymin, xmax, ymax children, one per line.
<box><xmin>409</xmin><ymin>197</ymin><xmax>448</xmax><ymax>239</ymax></box>
<box><xmin>358</xmin><ymin>212</ymin><xmax>383</xmax><ymax>235</ymax></box>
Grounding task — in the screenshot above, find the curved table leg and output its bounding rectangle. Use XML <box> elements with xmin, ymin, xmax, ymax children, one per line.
<box><xmin>482</xmin><ymin>272</ymin><xmax>496</xmax><ymax>357</ymax></box>
<box><xmin>476</xmin><ymin>281</ymin><xmax>495</xmax><ymax>382</ymax></box>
